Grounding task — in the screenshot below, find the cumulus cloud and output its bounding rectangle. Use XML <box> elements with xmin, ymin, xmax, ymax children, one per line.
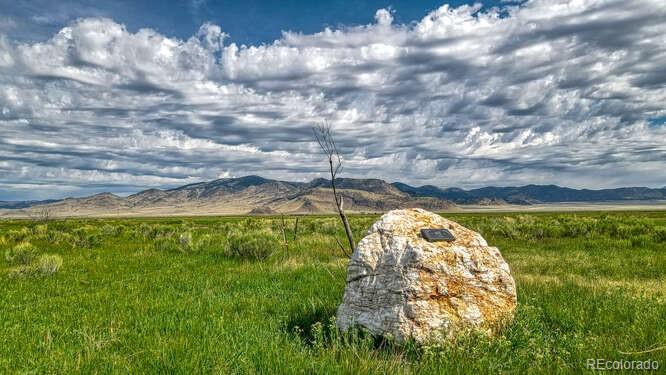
<box><xmin>374</xmin><ymin>8</ymin><xmax>394</xmax><ymax>26</ymax></box>
<box><xmin>0</xmin><ymin>0</ymin><xmax>665</xmax><ymax>199</ymax></box>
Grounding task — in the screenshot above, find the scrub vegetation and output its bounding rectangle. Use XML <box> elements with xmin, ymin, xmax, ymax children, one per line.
<box><xmin>1</xmin><ymin>211</ymin><xmax>665</xmax><ymax>373</ymax></box>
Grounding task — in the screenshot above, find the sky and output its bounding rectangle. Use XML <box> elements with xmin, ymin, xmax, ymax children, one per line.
<box><xmin>0</xmin><ymin>0</ymin><xmax>665</xmax><ymax>200</ymax></box>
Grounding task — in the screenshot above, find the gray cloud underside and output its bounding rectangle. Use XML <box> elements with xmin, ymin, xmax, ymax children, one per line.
<box><xmin>1</xmin><ymin>0</ymin><xmax>665</xmax><ymax>200</ymax></box>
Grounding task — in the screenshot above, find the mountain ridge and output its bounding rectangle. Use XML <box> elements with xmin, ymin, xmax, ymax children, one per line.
<box><xmin>391</xmin><ymin>182</ymin><xmax>666</xmax><ymax>204</ymax></box>
<box><xmin>1</xmin><ymin>176</ymin><xmax>665</xmax><ymax>216</ymax></box>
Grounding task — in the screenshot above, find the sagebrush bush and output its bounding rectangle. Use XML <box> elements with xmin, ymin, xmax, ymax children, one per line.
<box><xmin>653</xmin><ymin>227</ymin><xmax>666</xmax><ymax>243</ymax></box>
<box><xmin>215</xmin><ymin>222</ymin><xmax>233</xmax><ymax>234</ymax></box>
<box><xmin>318</xmin><ymin>219</ymin><xmax>340</xmax><ymax>235</ymax></box>
<box><xmin>101</xmin><ymin>224</ymin><xmax>121</xmax><ymax>237</ymax></box>
<box><xmin>153</xmin><ymin>235</ymin><xmax>179</xmax><ymax>253</ymax></box>
<box><xmin>33</xmin><ymin>224</ymin><xmax>48</xmax><ymax>237</ymax></box>
<box><xmin>37</xmin><ymin>254</ymin><xmax>63</xmax><ymax>275</ymax></box>
<box><xmin>195</xmin><ymin>234</ymin><xmax>214</xmax><ymax>252</ymax></box>
<box><xmin>6</xmin><ymin>228</ymin><xmax>32</xmax><ymax>242</ymax></box>
<box><xmin>466</xmin><ymin>214</ymin><xmax>665</xmax><ymax>244</ymax></box>
<box><xmin>194</xmin><ymin>233</ymin><xmax>225</xmax><ymax>253</ymax></box>
<box><xmin>179</xmin><ymin>232</ymin><xmax>194</xmax><ymax>253</ymax></box>
<box><xmin>151</xmin><ymin>232</ymin><xmax>197</xmax><ymax>253</ymax></box>
<box><xmin>137</xmin><ymin>223</ymin><xmax>152</xmax><ymax>239</ymax></box>
<box><xmin>239</xmin><ymin>218</ymin><xmax>262</xmax><ymax>230</ymax></box>
<box><xmin>223</xmin><ymin>230</ymin><xmax>277</xmax><ymax>260</ymax></box>
<box><xmin>70</xmin><ymin>227</ymin><xmax>101</xmax><ymax>249</ymax></box>
<box><xmin>7</xmin><ymin>254</ymin><xmax>63</xmax><ymax>277</ymax></box>
<box><xmin>50</xmin><ymin>231</ymin><xmax>74</xmax><ymax>246</ymax></box>
<box><xmin>8</xmin><ymin>265</ymin><xmax>35</xmax><ymax>278</ymax></box>
<box><xmin>5</xmin><ymin>241</ymin><xmax>37</xmax><ymax>265</ymax></box>
<box><xmin>139</xmin><ymin>224</ymin><xmax>175</xmax><ymax>240</ymax></box>
<box><xmin>34</xmin><ymin>225</ymin><xmax>71</xmax><ymax>243</ymax></box>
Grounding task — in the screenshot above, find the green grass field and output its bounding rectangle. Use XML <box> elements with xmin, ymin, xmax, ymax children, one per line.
<box><xmin>1</xmin><ymin>212</ymin><xmax>665</xmax><ymax>374</ymax></box>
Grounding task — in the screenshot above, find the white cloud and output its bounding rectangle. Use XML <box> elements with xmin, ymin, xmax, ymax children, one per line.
<box><xmin>0</xmin><ymin>0</ymin><xmax>665</xmax><ymax>199</ymax></box>
<box><xmin>374</xmin><ymin>8</ymin><xmax>394</xmax><ymax>26</ymax></box>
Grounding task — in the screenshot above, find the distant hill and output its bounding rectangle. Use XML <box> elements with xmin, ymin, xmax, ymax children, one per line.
<box><xmin>391</xmin><ymin>183</ymin><xmax>666</xmax><ymax>204</ymax></box>
<box><xmin>1</xmin><ymin>176</ymin><xmax>665</xmax><ymax>217</ymax></box>
<box><xmin>1</xmin><ymin>176</ymin><xmax>452</xmax><ymax>217</ymax></box>
<box><xmin>0</xmin><ymin>199</ymin><xmax>60</xmax><ymax>209</ymax></box>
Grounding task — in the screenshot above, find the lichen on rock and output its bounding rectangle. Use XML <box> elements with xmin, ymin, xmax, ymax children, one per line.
<box><xmin>336</xmin><ymin>208</ymin><xmax>517</xmax><ymax>344</ymax></box>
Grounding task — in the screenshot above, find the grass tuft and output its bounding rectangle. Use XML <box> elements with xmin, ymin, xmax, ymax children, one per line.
<box><xmin>36</xmin><ymin>254</ymin><xmax>63</xmax><ymax>275</ymax></box>
<box><xmin>5</xmin><ymin>241</ymin><xmax>37</xmax><ymax>265</ymax></box>
<box><xmin>223</xmin><ymin>229</ymin><xmax>278</xmax><ymax>260</ymax></box>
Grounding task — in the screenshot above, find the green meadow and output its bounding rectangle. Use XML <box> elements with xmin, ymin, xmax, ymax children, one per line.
<box><xmin>1</xmin><ymin>211</ymin><xmax>665</xmax><ymax>374</ymax></box>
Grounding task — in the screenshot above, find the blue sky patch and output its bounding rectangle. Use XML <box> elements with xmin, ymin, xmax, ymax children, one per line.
<box><xmin>648</xmin><ymin>116</ymin><xmax>666</xmax><ymax>128</ymax></box>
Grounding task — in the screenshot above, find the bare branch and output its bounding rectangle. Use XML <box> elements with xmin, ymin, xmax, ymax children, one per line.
<box><xmin>38</xmin><ymin>206</ymin><xmax>52</xmax><ymax>222</ymax></box>
<box><xmin>292</xmin><ymin>217</ymin><xmax>299</xmax><ymax>242</ymax></box>
<box><xmin>313</xmin><ymin>121</ymin><xmax>355</xmax><ymax>257</ymax></box>
<box><xmin>280</xmin><ymin>213</ymin><xmax>287</xmax><ymax>244</ymax></box>
<box><xmin>334</xmin><ymin>236</ymin><xmax>351</xmax><ymax>258</ymax></box>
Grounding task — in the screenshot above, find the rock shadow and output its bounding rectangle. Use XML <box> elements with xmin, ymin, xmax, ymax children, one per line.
<box><xmin>284</xmin><ymin>305</ymin><xmax>337</xmax><ymax>346</ymax></box>
<box><xmin>284</xmin><ymin>305</ymin><xmax>397</xmax><ymax>351</ymax></box>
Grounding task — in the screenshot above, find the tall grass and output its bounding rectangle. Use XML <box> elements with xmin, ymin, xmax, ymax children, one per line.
<box><xmin>0</xmin><ymin>211</ymin><xmax>664</xmax><ymax>373</ymax></box>
<box><xmin>223</xmin><ymin>229</ymin><xmax>278</xmax><ymax>260</ymax></box>
<box><xmin>5</xmin><ymin>241</ymin><xmax>37</xmax><ymax>265</ymax></box>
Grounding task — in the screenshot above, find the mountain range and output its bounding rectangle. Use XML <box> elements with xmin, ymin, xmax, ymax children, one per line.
<box><xmin>1</xmin><ymin>176</ymin><xmax>665</xmax><ymax>217</ymax></box>
<box><xmin>391</xmin><ymin>182</ymin><xmax>666</xmax><ymax>205</ymax></box>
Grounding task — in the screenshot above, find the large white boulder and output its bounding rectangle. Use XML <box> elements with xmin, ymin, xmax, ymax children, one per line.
<box><xmin>336</xmin><ymin>208</ymin><xmax>517</xmax><ymax>343</ymax></box>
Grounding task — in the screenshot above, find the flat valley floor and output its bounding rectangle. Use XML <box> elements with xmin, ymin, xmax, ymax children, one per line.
<box><xmin>1</xmin><ymin>211</ymin><xmax>665</xmax><ymax>373</ymax></box>
<box><xmin>3</xmin><ymin>201</ymin><xmax>666</xmax><ymax>219</ymax></box>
